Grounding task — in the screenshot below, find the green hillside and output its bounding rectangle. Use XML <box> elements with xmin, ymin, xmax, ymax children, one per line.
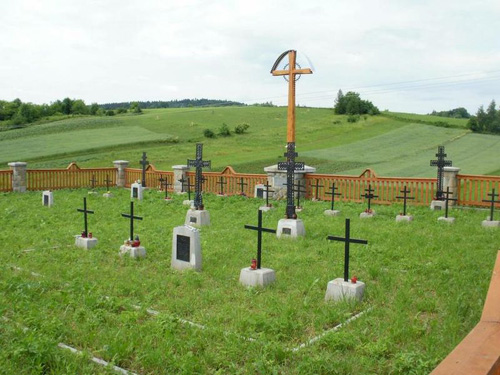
<box><xmin>1</xmin><ymin>107</ymin><xmax>498</xmax><ymax>176</ymax></box>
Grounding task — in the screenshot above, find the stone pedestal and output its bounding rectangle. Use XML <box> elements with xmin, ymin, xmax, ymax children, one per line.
<box><xmin>183</xmin><ymin>200</ymin><xmax>194</xmax><ymax>206</ymax></box>
<box><xmin>264</xmin><ymin>164</ymin><xmax>316</xmax><ymax>200</ymax></box>
<box><xmin>239</xmin><ymin>268</ymin><xmax>276</xmax><ymax>287</ymax></box>
<box><xmin>259</xmin><ymin>205</ymin><xmax>274</xmax><ymax>212</ymax></box>
<box><xmin>254</xmin><ymin>184</ymin><xmax>268</xmax><ymax>199</ymax></box>
<box><xmin>430</xmin><ymin>200</ymin><xmax>445</xmax><ymax>210</ymax></box>
<box><xmin>482</xmin><ymin>220</ymin><xmax>500</xmax><ymax>228</ymax></box>
<box><xmin>443</xmin><ymin>167</ymin><xmax>460</xmax><ymax>206</ymax></box>
<box><xmin>172</xmin><ymin>165</ymin><xmax>190</xmax><ymax>193</ymax></box>
<box><xmin>438</xmin><ymin>216</ymin><xmax>455</xmax><ymax>224</ymax></box>
<box><xmin>360</xmin><ymin>211</ymin><xmax>376</xmax><ymax>219</ymax></box>
<box><xmin>324</xmin><ymin>209</ymin><xmax>341</xmax><ymax>216</ymax></box>
<box><xmin>103</xmin><ymin>192</ymin><xmax>113</xmax><ymax>198</ymax></box>
<box><xmin>325</xmin><ymin>278</ymin><xmax>365</xmax><ymax>302</ymax></box>
<box><xmin>171</xmin><ymin>225</ymin><xmax>202</xmax><ymax>271</ymax></box>
<box><xmin>42</xmin><ymin>191</ymin><xmax>53</xmax><ymax>207</ymax></box>
<box><xmin>75</xmin><ymin>236</ymin><xmax>98</xmax><ymax>249</ymax></box>
<box><xmin>185</xmin><ymin>209</ymin><xmax>210</xmax><ymax>227</ymax></box>
<box><xmin>396</xmin><ymin>215</ymin><xmax>413</xmax><ymax>222</ymax></box>
<box><xmin>8</xmin><ymin>162</ymin><xmax>27</xmax><ymax>193</ymax></box>
<box><xmin>113</xmin><ymin>160</ymin><xmax>129</xmax><ymax>188</ymax></box>
<box><xmin>119</xmin><ymin>244</ymin><xmax>146</xmax><ymax>258</ymax></box>
<box><xmin>131</xmin><ymin>182</ymin><xmax>143</xmax><ymax>200</ymax></box>
<box><xmin>277</xmin><ymin>219</ymin><xmax>305</xmax><ymax>238</ymax></box>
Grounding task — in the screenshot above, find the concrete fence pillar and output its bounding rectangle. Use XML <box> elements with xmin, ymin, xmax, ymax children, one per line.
<box><xmin>173</xmin><ymin>165</ymin><xmax>190</xmax><ymax>193</ymax></box>
<box><xmin>264</xmin><ymin>164</ymin><xmax>316</xmax><ymax>200</ymax></box>
<box><xmin>8</xmin><ymin>162</ymin><xmax>27</xmax><ymax>192</ymax></box>
<box><xmin>443</xmin><ymin>166</ymin><xmax>461</xmax><ymax>205</ymax></box>
<box><xmin>113</xmin><ymin>160</ymin><xmax>129</xmax><ymax>188</ymax></box>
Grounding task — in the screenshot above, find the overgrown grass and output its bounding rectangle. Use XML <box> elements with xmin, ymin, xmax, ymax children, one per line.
<box><xmin>0</xmin><ymin>188</ymin><xmax>498</xmax><ymax>374</ymax></box>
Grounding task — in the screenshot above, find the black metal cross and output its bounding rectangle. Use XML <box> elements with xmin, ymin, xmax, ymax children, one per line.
<box><xmin>139</xmin><ymin>152</ymin><xmax>149</xmax><ymax>187</ymax></box>
<box><xmin>238</xmin><ymin>177</ymin><xmax>248</xmax><ymax>196</ymax></box>
<box><xmin>293</xmin><ymin>180</ymin><xmax>306</xmax><ymax>208</ymax></box>
<box><xmin>361</xmin><ymin>184</ymin><xmax>378</xmax><ymax>210</ymax></box>
<box><xmin>121</xmin><ymin>201</ymin><xmax>143</xmax><ymax>241</ymax></box>
<box><xmin>442</xmin><ymin>187</ymin><xmax>457</xmax><ymax>218</ymax></box>
<box><xmin>89</xmin><ymin>174</ymin><xmax>97</xmax><ymax>190</ymax></box>
<box><xmin>187</xmin><ymin>144</ymin><xmax>211</xmax><ymax>210</ymax></box>
<box><xmin>244</xmin><ymin>209</ymin><xmax>276</xmax><ymax>269</ymax></box>
<box><xmin>77</xmin><ymin>197</ymin><xmax>94</xmax><ymax>237</ymax></box>
<box><xmin>278</xmin><ymin>142</ymin><xmax>305</xmax><ymax>219</ymax></box>
<box><xmin>263</xmin><ymin>182</ymin><xmax>275</xmax><ymax>207</ymax></box>
<box><xmin>159</xmin><ymin>175</ymin><xmax>171</xmax><ymax>199</ymax></box>
<box><xmin>327</xmin><ymin>218</ymin><xmax>368</xmax><ymax>282</ymax></box>
<box><xmin>326</xmin><ymin>183</ymin><xmax>342</xmax><ymax>211</ymax></box>
<box><xmin>311</xmin><ymin>179</ymin><xmax>324</xmax><ymax>201</ymax></box>
<box><xmin>186</xmin><ymin>177</ymin><xmax>195</xmax><ymax>201</ymax></box>
<box><xmin>482</xmin><ymin>189</ymin><xmax>499</xmax><ymax>221</ymax></box>
<box><xmin>396</xmin><ymin>186</ymin><xmax>414</xmax><ymax>216</ymax></box>
<box><xmin>430</xmin><ymin>146</ymin><xmax>452</xmax><ymax>200</ymax></box>
<box><xmin>217</xmin><ymin>176</ymin><xmax>227</xmax><ymax>196</ymax></box>
<box><xmin>104</xmin><ymin>174</ymin><xmax>113</xmax><ymax>192</ymax></box>
<box><xmin>178</xmin><ymin>177</ymin><xmax>187</xmax><ymax>193</ymax></box>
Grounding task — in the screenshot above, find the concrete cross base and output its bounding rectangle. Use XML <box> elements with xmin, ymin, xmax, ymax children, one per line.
<box><xmin>360</xmin><ymin>211</ymin><xmax>376</xmax><ymax>219</ymax></box>
<box><xmin>259</xmin><ymin>205</ymin><xmax>275</xmax><ymax>212</ymax></box>
<box><xmin>74</xmin><ymin>236</ymin><xmax>98</xmax><ymax>250</ymax></box>
<box><xmin>324</xmin><ymin>209</ymin><xmax>341</xmax><ymax>217</ymax></box>
<box><xmin>295</xmin><ymin>207</ymin><xmax>304</xmax><ymax>212</ymax></box>
<box><xmin>176</xmin><ymin>191</ymin><xmax>187</xmax><ymax>195</ymax></box>
<box><xmin>438</xmin><ymin>216</ymin><xmax>455</xmax><ymax>224</ymax></box>
<box><xmin>396</xmin><ymin>215</ymin><xmax>413</xmax><ymax>222</ymax></box>
<box><xmin>217</xmin><ymin>194</ymin><xmax>227</xmax><ymax>197</ymax></box>
<box><xmin>103</xmin><ymin>192</ymin><xmax>113</xmax><ymax>198</ymax></box>
<box><xmin>239</xmin><ymin>267</ymin><xmax>276</xmax><ymax>287</ymax></box>
<box><xmin>277</xmin><ymin>219</ymin><xmax>305</xmax><ymax>238</ymax></box>
<box><xmin>119</xmin><ymin>244</ymin><xmax>146</xmax><ymax>258</ymax></box>
<box><xmin>325</xmin><ymin>278</ymin><xmax>365</xmax><ymax>302</ymax></box>
<box><xmin>183</xmin><ymin>200</ymin><xmax>194</xmax><ymax>206</ymax></box>
<box><xmin>42</xmin><ymin>191</ymin><xmax>54</xmax><ymax>207</ymax></box>
<box><xmin>88</xmin><ymin>190</ymin><xmax>97</xmax><ymax>195</ymax></box>
<box><xmin>482</xmin><ymin>220</ymin><xmax>500</xmax><ymax>228</ymax></box>
<box><xmin>430</xmin><ymin>200</ymin><xmax>446</xmax><ymax>210</ymax></box>
<box><xmin>163</xmin><ymin>198</ymin><xmax>173</xmax><ymax>203</ymax></box>
<box><xmin>185</xmin><ymin>209</ymin><xmax>211</xmax><ymax>227</ymax></box>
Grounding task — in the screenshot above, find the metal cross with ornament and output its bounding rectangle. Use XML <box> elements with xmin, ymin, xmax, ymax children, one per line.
<box><xmin>139</xmin><ymin>152</ymin><xmax>150</xmax><ymax>187</ymax></box>
<box><xmin>278</xmin><ymin>143</ymin><xmax>305</xmax><ymax>219</ymax></box>
<box><xmin>430</xmin><ymin>146</ymin><xmax>452</xmax><ymax>200</ymax></box>
<box><xmin>187</xmin><ymin>144</ymin><xmax>211</xmax><ymax>210</ymax></box>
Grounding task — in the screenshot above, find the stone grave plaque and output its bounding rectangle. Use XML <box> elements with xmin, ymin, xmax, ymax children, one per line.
<box><xmin>42</xmin><ymin>191</ymin><xmax>53</xmax><ymax>207</ymax></box>
<box><xmin>282</xmin><ymin>227</ymin><xmax>291</xmax><ymax>235</ymax></box>
<box><xmin>44</xmin><ymin>195</ymin><xmax>49</xmax><ymax>205</ymax></box>
<box><xmin>256</xmin><ymin>188</ymin><xmax>264</xmax><ymax>198</ymax></box>
<box><xmin>190</xmin><ymin>217</ymin><xmax>197</xmax><ymax>224</ymax></box>
<box><xmin>176</xmin><ymin>235</ymin><xmax>190</xmax><ymax>262</ymax></box>
<box><xmin>133</xmin><ymin>187</ymin><xmax>138</xmax><ymax>198</ymax></box>
<box><xmin>130</xmin><ymin>182</ymin><xmax>143</xmax><ymax>200</ymax></box>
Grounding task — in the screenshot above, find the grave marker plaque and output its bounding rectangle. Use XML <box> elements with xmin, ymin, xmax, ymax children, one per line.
<box><xmin>176</xmin><ymin>235</ymin><xmax>190</xmax><ymax>262</ymax></box>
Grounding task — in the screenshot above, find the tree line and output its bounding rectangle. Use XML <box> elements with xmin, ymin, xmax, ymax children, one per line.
<box><xmin>333</xmin><ymin>90</ymin><xmax>380</xmax><ymax>116</ymax></box>
<box><xmin>467</xmin><ymin>100</ymin><xmax>500</xmax><ymax>134</ymax></box>
<box><xmin>100</xmin><ymin>98</ymin><xmax>245</xmax><ymax>110</ymax></box>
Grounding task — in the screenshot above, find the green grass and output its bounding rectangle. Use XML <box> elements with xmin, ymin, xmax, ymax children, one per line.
<box><xmin>0</xmin><ymin>189</ymin><xmax>498</xmax><ymax>374</ymax></box>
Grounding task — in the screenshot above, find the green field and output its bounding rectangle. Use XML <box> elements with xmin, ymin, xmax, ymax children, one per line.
<box><xmin>1</xmin><ymin>189</ymin><xmax>498</xmax><ymax>374</ymax></box>
<box><xmin>0</xmin><ymin>107</ymin><xmax>498</xmax><ymax>176</ymax></box>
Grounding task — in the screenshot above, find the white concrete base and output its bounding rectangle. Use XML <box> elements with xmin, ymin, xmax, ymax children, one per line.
<box><xmin>430</xmin><ymin>200</ymin><xmax>445</xmax><ymax>210</ymax></box>
<box><xmin>171</xmin><ymin>225</ymin><xmax>202</xmax><ymax>271</ymax></box>
<box><xmin>217</xmin><ymin>194</ymin><xmax>227</xmax><ymax>197</ymax></box>
<box><xmin>103</xmin><ymin>192</ymin><xmax>113</xmax><ymax>198</ymax></box>
<box><xmin>42</xmin><ymin>191</ymin><xmax>53</xmax><ymax>207</ymax></box>
<box><xmin>239</xmin><ymin>267</ymin><xmax>275</xmax><ymax>287</ymax></box>
<box><xmin>277</xmin><ymin>219</ymin><xmax>305</xmax><ymax>238</ymax></box>
<box><xmin>163</xmin><ymin>198</ymin><xmax>173</xmax><ymax>203</ymax></box>
<box><xmin>119</xmin><ymin>245</ymin><xmax>146</xmax><ymax>258</ymax></box>
<box><xmin>482</xmin><ymin>220</ymin><xmax>500</xmax><ymax>228</ymax></box>
<box><xmin>88</xmin><ymin>190</ymin><xmax>97</xmax><ymax>195</ymax></box>
<box><xmin>396</xmin><ymin>215</ymin><xmax>413</xmax><ymax>222</ymax></box>
<box><xmin>325</xmin><ymin>278</ymin><xmax>365</xmax><ymax>302</ymax></box>
<box><xmin>438</xmin><ymin>216</ymin><xmax>455</xmax><ymax>224</ymax></box>
<box><xmin>360</xmin><ymin>211</ymin><xmax>376</xmax><ymax>219</ymax></box>
<box><xmin>296</xmin><ymin>207</ymin><xmax>303</xmax><ymax>212</ymax></box>
<box><xmin>324</xmin><ymin>209</ymin><xmax>340</xmax><ymax>217</ymax></box>
<box><xmin>183</xmin><ymin>200</ymin><xmax>194</xmax><ymax>206</ymax></box>
<box><xmin>259</xmin><ymin>205</ymin><xmax>274</xmax><ymax>212</ymax></box>
<box><xmin>185</xmin><ymin>209</ymin><xmax>211</xmax><ymax>227</ymax></box>
<box><xmin>74</xmin><ymin>236</ymin><xmax>98</xmax><ymax>249</ymax></box>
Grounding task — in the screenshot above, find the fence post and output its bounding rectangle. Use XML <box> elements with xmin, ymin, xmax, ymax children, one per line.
<box><xmin>113</xmin><ymin>160</ymin><xmax>129</xmax><ymax>187</ymax></box>
<box><xmin>264</xmin><ymin>164</ymin><xmax>316</xmax><ymax>199</ymax></box>
<box><xmin>443</xmin><ymin>167</ymin><xmax>460</xmax><ymax>205</ymax></box>
<box><xmin>8</xmin><ymin>162</ymin><xmax>27</xmax><ymax>192</ymax></box>
<box><xmin>172</xmin><ymin>165</ymin><xmax>190</xmax><ymax>193</ymax></box>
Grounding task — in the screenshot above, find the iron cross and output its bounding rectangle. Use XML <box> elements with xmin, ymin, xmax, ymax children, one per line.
<box><xmin>263</xmin><ymin>182</ymin><xmax>275</xmax><ymax>207</ymax></box>
<box><xmin>293</xmin><ymin>180</ymin><xmax>306</xmax><ymax>208</ymax></box>
<box><xmin>442</xmin><ymin>187</ymin><xmax>457</xmax><ymax>218</ymax></box>
<box><xmin>244</xmin><ymin>209</ymin><xmax>276</xmax><ymax>269</ymax></box>
<box><xmin>159</xmin><ymin>175</ymin><xmax>171</xmax><ymax>199</ymax></box>
<box><xmin>77</xmin><ymin>197</ymin><xmax>94</xmax><ymax>237</ymax></box>
<box><xmin>311</xmin><ymin>179</ymin><xmax>324</xmax><ymax>201</ymax></box>
<box><xmin>278</xmin><ymin>143</ymin><xmax>305</xmax><ymax>219</ymax></box>
<box><xmin>187</xmin><ymin>144</ymin><xmax>211</xmax><ymax>210</ymax></box>
<box><xmin>482</xmin><ymin>189</ymin><xmax>499</xmax><ymax>221</ymax></box>
<box><xmin>89</xmin><ymin>174</ymin><xmax>97</xmax><ymax>190</ymax></box>
<box><xmin>327</xmin><ymin>218</ymin><xmax>368</xmax><ymax>282</ymax></box>
<box><xmin>185</xmin><ymin>177</ymin><xmax>194</xmax><ymax>201</ymax></box>
<box><xmin>396</xmin><ymin>186</ymin><xmax>414</xmax><ymax>216</ymax></box>
<box><xmin>104</xmin><ymin>174</ymin><xmax>113</xmax><ymax>192</ymax></box>
<box><xmin>178</xmin><ymin>177</ymin><xmax>187</xmax><ymax>193</ymax></box>
<box><xmin>139</xmin><ymin>152</ymin><xmax>149</xmax><ymax>187</ymax></box>
<box><xmin>361</xmin><ymin>184</ymin><xmax>378</xmax><ymax>210</ymax></box>
<box><xmin>238</xmin><ymin>177</ymin><xmax>248</xmax><ymax>196</ymax></box>
<box><xmin>430</xmin><ymin>146</ymin><xmax>452</xmax><ymax>200</ymax></box>
<box><xmin>326</xmin><ymin>183</ymin><xmax>342</xmax><ymax>211</ymax></box>
<box><xmin>217</xmin><ymin>176</ymin><xmax>227</xmax><ymax>196</ymax></box>
<box><xmin>121</xmin><ymin>201</ymin><xmax>143</xmax><ymax>241</ymax></box>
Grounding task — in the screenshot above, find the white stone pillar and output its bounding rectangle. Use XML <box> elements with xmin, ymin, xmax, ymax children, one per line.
<box><xmin>443</xmin><ymin>166</ymin><xmax>460</xmax><ymax>205</ymax></box>
<box><xmin>173</xmin><ymin>165</ymin><xmax>190</xmax><ymax>193</ymax></box>
<box><xmin>264</xmin><ymin>164</ymin><xmax>316</xmax><ymax>200</ymax></box>
<box><xmin>8</xmin><ymin>162</ymin><xmax>27</xmax><ymax>192</ymax></box>
<box><xmin>113</xmin><ymin>160</ymin><xmax>129</xmax><ymax>188</ymax></box>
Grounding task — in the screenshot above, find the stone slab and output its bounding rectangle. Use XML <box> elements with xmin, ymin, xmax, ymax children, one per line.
<box><xmin>130</xmin><ymin>182</ymin><xmax>143</xmax><ymax>200</ymax></box>
<box><xmin>119</xmin><ymin>245</ymin><xmax>146</xmax><ymax>258</ymax></box>
<box><xmin>185</xmin><ymin>209</ymin><xmax>211</xmax><ymax>227</ymax></box>
<box><xmin>482</xmin><ymin>220</ymin><xmax>500</xmax><ymax>228</ymax></box>
<box><xmin>325</xmin><ymin>278</ymin><xmax>365</xmax><ymax>302</ymax></box>
<box><xmin>360</xmin><ymin>211</ymin><xmax>376</xmax><ymax>219</ymax></box>
<box><xmin>277</xmin><ymin>218</ymin><xmax>305</xmax><ymax>238</ymax></box>
<box><xmin>74</xmin><ymin>236</ymin><xmax>98</xmax><ymax>249</ymax></box>
<box><xmin>42</xmin><ymin>191</ymin><xmax>53</xmax><ymax>207</ymax></box>
<box><xmin>239</xmin><ymin>267</ymin><xmax>275</xmax><ymax>287</ymax></box>
<box><xmin>259</xmin><ymin>205</ymin><xmax>274</xmax><ymax>212</ymax></box>
<box><xmin>171</xmin><ymin>225</ymin><xmax>202</xmax><ymax>271</ymax></box>
<box><xmin>183</xmin><ymin>200</ymin><xmax>194</xmax><ymax>206</ymax></box>
<box><xmin>396</xmin><ymin>215</ymin><xmax>413</xmax><ymax>222</ymax></box>
<box><xmin>103</xmin><ymin>192</ymin><xmax>113</xmax><ymax>198</ymax></box>
<box><xmin>430</xmin><ymin>200</ymin><xmax>445</xmax><ymax>210</ymax></box>
<box><xmin>438</xmin><ymin>216</ymin><xmax>455</xmax><ymax>224</ymax></box>
<box><xmin>324</xmin><ymin>209</ymin><xmax>340</xmax><ymax>217</ymax></box>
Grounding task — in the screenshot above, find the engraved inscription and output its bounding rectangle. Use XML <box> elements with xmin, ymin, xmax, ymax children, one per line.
<box><xmin>176</xmin><ymin>235</ymin><xmax>190</xmax><ymax>262</ymax></box>
<box><xmin>282</xmin><ymin>227</ymin><xmax>291</xmax><ymax>235</ymax></box>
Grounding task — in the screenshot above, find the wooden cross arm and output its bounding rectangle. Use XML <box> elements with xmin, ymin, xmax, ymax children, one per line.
<box><xmin>272</xmin><ymin>68</ymin><xmax>313</xmax><ymax>76</ymax></box>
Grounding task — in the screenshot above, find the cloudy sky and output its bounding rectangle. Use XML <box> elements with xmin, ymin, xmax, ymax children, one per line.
<box><xmin>1</xmin><ymin>0</ymin><xmax>499</xmax><ymax>114</ymax></box>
